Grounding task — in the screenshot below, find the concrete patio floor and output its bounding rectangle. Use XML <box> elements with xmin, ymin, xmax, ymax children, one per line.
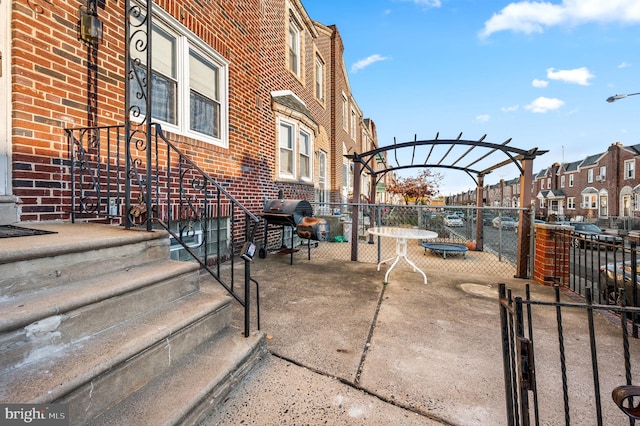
<box><xmin>202</xmin><ymin>250</ymin><xmax>640</xmax><ymax>425</ymax></box>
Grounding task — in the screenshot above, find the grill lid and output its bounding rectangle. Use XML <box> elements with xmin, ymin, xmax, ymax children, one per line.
<box><xmin>263</xmin><ymin>199</ymin><xmax>312</xmax><ymax>216</ymax></box>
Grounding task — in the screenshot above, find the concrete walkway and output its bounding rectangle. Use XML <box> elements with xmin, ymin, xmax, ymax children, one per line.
<box><xmin>202</xmin><ymin>251</ymin><xmax>640</xmax><ymax>425</ymax></box>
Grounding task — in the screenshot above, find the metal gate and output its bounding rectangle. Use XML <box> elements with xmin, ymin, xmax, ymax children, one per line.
<box><xmin>500</xmin><ymin>283</ymin><xmax>640</xmax><ymax>425</ymax></box>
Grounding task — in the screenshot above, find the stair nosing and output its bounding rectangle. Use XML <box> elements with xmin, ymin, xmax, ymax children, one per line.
<box><xmin>0</xmin><ymin>291</ymin><xmax>233</xmax><ymax>404</ymax></box>
<box><xmin>0</xmin><ymin>260</ymin><xmax>201</xmax><ymax>333</ymax></box>
<box><xmin>93</xmin><ymin>329</ymin><xmax>266</xmax><ymax>426</ymax></box>
<box><xmin>0</xmin><ymin>225</ymin><xmax>169</xmax><ymax>265</ymax></box>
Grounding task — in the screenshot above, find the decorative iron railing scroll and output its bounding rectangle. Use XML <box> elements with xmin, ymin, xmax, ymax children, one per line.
<box><xmin>67</xmin><ymin>123</ymin><xmax>261</xmax><ymax>337</ymax></box>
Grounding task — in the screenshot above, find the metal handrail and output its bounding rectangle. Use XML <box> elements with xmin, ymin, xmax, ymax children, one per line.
<box><xmin>66</xmin><ymin>123</ymin><xmax>260</xmax><ymax>337</ymax></box>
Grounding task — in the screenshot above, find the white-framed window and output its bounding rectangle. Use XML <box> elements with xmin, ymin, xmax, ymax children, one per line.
<box><xmin>350</xmin><ymin>107</ymin><xmax>357</xmax><ymax>140</ymax></box>
<box><xmin>129</xmin><ymin>10</ymin><xmax>228</xmax><ymax>147</ymax></box>
<box><xmin>539</xmin><ymin>198</ymin><xmax>544</xmax><ymax>209</ymax></box>
<box><xmin>625</xmin><ymin>159</ymin><xmax>635</xmax><ymax>179</ymax></box>
<box><xmin>342</xmin><ymin>147</ymin><xmax>353</xmax><ymax>196</ymax></box>
<box><xmin>582</xmin><ymin>194</ymin><xmax>597</xmax><ymax>209</ymax></box>
<box><xmin>316</xmin><ymin>150</ymin><xmax>328</xmax><ymax>205</ymax></box>
<box><xmin>279</xmin><ymin>122</ymin><xmax>294</xmax><ymax>177</ymax></box>
<box><xmin>599</xmin><ymin>166</ymin><xmax>606</xmax><ymax>179</ymax></box>
<box><xmin>299</xmin><ymin>130</ymin><xmax>311</xmax><ymax>180</ymax></box>
<box><xmin>587</xmin><ymin>169</ymin><xmax>594</xmax><ymax>183</ymax></box>
<box><xmin>560</xmin><ymin>175</ymin><xmax>565</xmax><ymax>188</ymax></box>
<box><xmin>569</xmin><ymin>174</ymin><xmax>574</xmax><ymax>187</ymax></box>
<box><xmin>541</xmin><ymin>180</ymin><xmax>545</xmax><ymax>190</ymax></box>
<box><xmin>277</xmin><ymin>117</ymin><xmax>313</xmax><ymax>181</ymax></box>
<box><xmin>288</xmin><ymin>18</ymin><xmax>301</xmax><ymax>76</ymax></box>
<box><xmin>342</xmin><ymin>94</ymin><xmax>348</xmax><ymax>131</ymax></box>
<box><xmin>567</xmin><ymin>197</ymin><xmax>575</xmax><ymax>209</ymax></box>
<box><xmin>547</xmin><ymin>177</ymin><xmax>551</xmax><ymax>188</ymax></box>
<box><xmin>315</xmin><ymin>54</ymin><xmax>324</xmax><ymax>102</ymax></box>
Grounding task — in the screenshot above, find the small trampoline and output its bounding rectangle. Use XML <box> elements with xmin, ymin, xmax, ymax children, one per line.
<box><xmin>421</xmin><ymin>242</ymin><xmax>468</xmax><ymax>259</ymax></box>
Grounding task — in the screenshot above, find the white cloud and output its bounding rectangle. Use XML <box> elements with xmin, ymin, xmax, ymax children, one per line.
<box><xmin>618</xmin><ymin>61</ymin><xmax>632</xmax><ymax>68</ymax></box>
<box><xmin>350</xmin><ymin>54</ymin><xmax>390</xmax><ymax>73</ymax></box>
<box><xmin>501</xmin><ymin>105</ymin><xmax>519</xmax><ymax>112</ymax></box>
<box><xmin>525</xmin><ymin>96</ymin><xmax>565</xmax><ymax>113</ymax></box>
<box><xmin>546</xmin><ymin>67</ymin><xmax>594</xmax><ymax>85</ymax></box>
<box><xmin>480</xmin><ymin>0</ymin><xmax>640</xmax><ymax>38</ymax></box>
<box><xmin>399</xmin><ymin>0</ymin><xmax>442</xmax><ymax>7</ymax></box>
<box><xmin>476</xmin><ymin>114</ymin><xmax>491</xmax><ymax>122</ymax></box>
<box><xmin>532</xmin><ymin>79</ymin><xmax>549</xmax><ymax>88</ymax></box>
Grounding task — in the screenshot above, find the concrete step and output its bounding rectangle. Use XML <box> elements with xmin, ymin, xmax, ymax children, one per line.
<box><xmin>0</xmin><ymin>260</ymin><xmax>201</xmax><ymax>371</ymax></box>
<box><xmin>0</xmin><ymin>222</ymin><xmax>264</xmax><ymax>424</ymax></box>
<box><xmin>0</xmin><ymin>223</ymin><xmax>170</xmax><ymax>296</ymax></box>
<box><xmin>0</xmin><ymin>291</ymin><xmax>234</xmax><ymax>416</ymax></box>
<box><xmin>91</xmin><ymin>327</ymin><xmax>266</xmax><ymax>426</ymax></box>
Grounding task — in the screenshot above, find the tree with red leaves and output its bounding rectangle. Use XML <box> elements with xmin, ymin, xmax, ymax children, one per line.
<box><xmin>386</xmin><ymin>169</ymin><xmax>443</xmax><ymax>204</ymax></box>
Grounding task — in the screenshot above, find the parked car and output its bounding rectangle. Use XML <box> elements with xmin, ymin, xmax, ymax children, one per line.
<box><xmin>599</xmin><ymin>259</ymin><xmax>640</xmax><ymax>306</ymax></box>
<box><xmin>471</xmin><ymin>212</ymin><xmax>496</xmax><ymax>225</ymax></box>
<box><xmin>566</xmin><ymin>222</ymin><xmax>623</xmax><ymax>249</ymax></box>
<box><xmin>453</xmin><ymin>211</ymin><xmax>465</xmax><ymax>219</ymax></box>
<box><xmin>514</xmin><ymin>219</ymin><xmax>545</xmax><ymax>234</ymax></box>
<box><xmin>444</xmin><ymin>215</ymin><xmax>464</xmax><ymax>227</ymax></box>
<box><xmin>492</xmin><ymin>216</ymin><xmax>517</xmax><ymax>230</ymax></box>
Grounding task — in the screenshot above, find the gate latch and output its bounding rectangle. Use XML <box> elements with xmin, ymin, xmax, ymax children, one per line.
<box><xmin>519</xmin><ymin>337</ymin><xmax>535</xmax><ymax>391</ymax></box>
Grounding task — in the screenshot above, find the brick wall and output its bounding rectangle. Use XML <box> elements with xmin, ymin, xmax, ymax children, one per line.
<box><xmin>533</xmin><ymin>224</ymin><xmax>570</xmax><ymax>286</ymax></box>
<box><xmin>10</xmin><ymin>0</ymin><xmax>372</xmax><ymax>221</ymax></box>
<box><xmin>10</xmin><ymin>0</ymin><xmax>282</xmax><ymax>221</ymax></box>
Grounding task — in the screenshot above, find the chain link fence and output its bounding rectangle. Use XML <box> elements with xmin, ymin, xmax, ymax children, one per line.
<box><xmin>265</xmin><ymin>202</ymin><xmax>529</xmax><ymax>279</ymax></box>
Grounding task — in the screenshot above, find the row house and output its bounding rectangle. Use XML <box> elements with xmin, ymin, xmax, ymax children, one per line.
<box><xmin>446</xmin><ymin>178</ymin><xmax>521</xmax><ymax>209</ymax></box>
<box><xmin>0</xmin><ymin>0</ymin><xmax>377</xmax><ymax>225</ymax></box>
<box><xmin>449</xmin><ymin>141</ymin><xmax>640</xmax><ymax>221</ymax></box>
<box><xmin>534</xmin><ymin>142</ymin><xmax>640</xmax><ymax>221</ymax></box>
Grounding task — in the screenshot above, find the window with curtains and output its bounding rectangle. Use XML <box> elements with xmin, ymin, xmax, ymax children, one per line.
<box><xmin>129</xmin><ymin>11</ymin><xmax>227</xmax><ymax>147</ymax></box>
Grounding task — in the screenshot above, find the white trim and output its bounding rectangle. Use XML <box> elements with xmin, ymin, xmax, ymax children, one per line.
<box><xmin>0</xmin><ymin>0</ymin><xmax>11</xmax><ymax>196</ymax></box>
<box><xmin>130</xmin><ymin>4</ymin><xmax>229</xmax><ymax>148</ymax></box>
<box><xmin>271</xmin><ymin>90</ymin><xmax>306</xmax><ymax>106</ymax></box>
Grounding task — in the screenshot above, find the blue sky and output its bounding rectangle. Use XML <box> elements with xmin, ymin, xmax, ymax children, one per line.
<box><xmin>302</xmin><ymin>0</ymin><xmax>640</xmax><ymax>196</ymax></box>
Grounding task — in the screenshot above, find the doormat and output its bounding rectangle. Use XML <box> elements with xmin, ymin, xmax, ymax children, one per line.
<box><xmin>0</xmin><ymin>225</ymin><xmax>57</xmax><ymax>239</ymax></box>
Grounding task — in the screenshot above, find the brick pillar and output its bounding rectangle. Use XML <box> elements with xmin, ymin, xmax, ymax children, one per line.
<box><xmin>533</xmin><ymin>224</ymin><xmax>570</xmax><ymax>286</ymax></box>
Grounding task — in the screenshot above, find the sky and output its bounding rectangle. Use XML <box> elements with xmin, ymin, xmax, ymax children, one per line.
<box><xmin>302</xmin><ymin>0</ymin><xmax>640</xmax><ymax>197</ymax></box>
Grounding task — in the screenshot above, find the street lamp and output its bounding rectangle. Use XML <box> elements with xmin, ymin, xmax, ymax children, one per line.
<box><xmin>606</xmin><ymin>92</ymin><xmax>640</xmax><ymax>103</ymax></box>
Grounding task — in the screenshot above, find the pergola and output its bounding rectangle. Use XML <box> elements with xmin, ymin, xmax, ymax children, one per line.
<box><xmin>346</xmin><ymin>133</ymin><xmax>548</xmax><ymax>278</ymax></box>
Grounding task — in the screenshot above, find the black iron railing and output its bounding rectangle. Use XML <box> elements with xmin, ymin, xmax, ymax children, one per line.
<box><xmin>66</xmin><ymin>123</ymin><xmax>261</xmax><ymax>337</ymax></box>
<box><xmin>500</xmin><ymin>284</ymin><xmax>640</xmax><ymax>425</ymax></box>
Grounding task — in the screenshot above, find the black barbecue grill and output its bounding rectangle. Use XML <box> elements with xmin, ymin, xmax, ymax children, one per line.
<box><xmin>259</xmin><ymin>199</ymin><xmax>329</xmax><ymax>264</ymax></box>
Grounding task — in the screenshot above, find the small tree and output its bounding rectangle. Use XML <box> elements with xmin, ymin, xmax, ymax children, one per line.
<box><xmin>386</xmin><ymin>169</ymin><xmax>443</xmax><ymax>205</ymax></box>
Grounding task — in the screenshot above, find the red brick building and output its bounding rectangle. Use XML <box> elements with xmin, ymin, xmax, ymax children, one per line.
<box><xmin>449</xmin><ymin>141</ymin><xmax>640</xmax><ymax>223</ymax></box>
<box><xmin>0</xmin><ymin>0</ymin><xmax>376</xmax><ymax>224</ymax></box>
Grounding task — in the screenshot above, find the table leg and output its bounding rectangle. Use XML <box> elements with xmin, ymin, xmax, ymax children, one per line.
<box><xmin>384</xmin><ymin>255</ymin><xmax>401</xmax><ymax>283</ymax></box>
<box><xmin>403</xmin><ymin>255</ymin><xmax>427</xmax><ymax>285</ymax></box>
<box><xmin>379</xmin><ymin>237</ymin><xmax>428</xmax><ymax>285</ymax></box>
<box><xmin>377</xmin><ymin>255</ymin><xmax>398</xmax><ymax>271</ymax></box>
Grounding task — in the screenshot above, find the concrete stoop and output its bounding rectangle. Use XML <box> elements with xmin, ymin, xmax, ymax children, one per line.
<box><xmin>0</xmin><ymin>222</ymin><xmax>266</xmax><ymax>425</ymax></box>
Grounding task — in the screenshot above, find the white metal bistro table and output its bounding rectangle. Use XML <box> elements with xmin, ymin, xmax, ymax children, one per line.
<box><xmin>368</xmin><ymin>226</ymin><xmax>438</xmax><ymax>284</ymax></box>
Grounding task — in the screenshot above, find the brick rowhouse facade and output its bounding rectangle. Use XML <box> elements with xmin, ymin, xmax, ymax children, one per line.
<box><xmin>449</xmin><ymin>142</ymin><xmax>640</xmax><ymax>223</ymax></box>
<box><xmin>4</xmin><ymin>0</ymin><xmax>375</xmax><ymax>223</ymax></box>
